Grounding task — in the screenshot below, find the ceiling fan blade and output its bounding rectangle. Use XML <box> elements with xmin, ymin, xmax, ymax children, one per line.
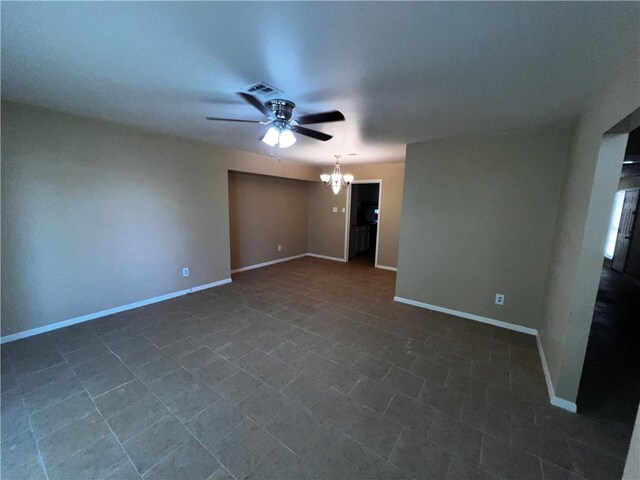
<box><xmin>237</xmin><ymin>92</ymin><xmax>269</xmax><ymax>116</ymax></box>
<box><xmin>205</xmin><ymin>117</ymin><xmax>261</xmax><ymax>123</ymax></box>
<box><xmin>293</xmin><ymin>126</ymin><xmax>333</xmax><ymax>141</ymax></box>
<box><xmin>296</xmin><ymin>110</ymin><xmax>345</xmax><ymax>125</ymax></box>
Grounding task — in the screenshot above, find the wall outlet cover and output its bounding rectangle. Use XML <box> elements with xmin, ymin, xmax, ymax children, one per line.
<box><xmin>495</xmin><ymin>293</ymin><xmax>505</xmax><ymax>305</ymax></box>
<box><xmin>182</xmin><ymin>267</ymin><xmax>190</xmax><ymax>277</ymax></box>
<box><xmin>277</xmin><ymin>245</ymin><xmax>282</xmax><ymax>251</ymax></box>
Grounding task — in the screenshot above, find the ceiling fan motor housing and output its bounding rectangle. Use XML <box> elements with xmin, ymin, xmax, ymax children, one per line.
<box><xmin>266</xmin><ymin>99</ymin><xmax>296</xmax><ymax>123</ymax></box>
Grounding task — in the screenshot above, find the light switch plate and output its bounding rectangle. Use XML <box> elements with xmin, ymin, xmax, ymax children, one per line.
<box><xmin>332</xmin><ymin>207</ymin><xmax>338</xmax><ymax>213</ymax></box>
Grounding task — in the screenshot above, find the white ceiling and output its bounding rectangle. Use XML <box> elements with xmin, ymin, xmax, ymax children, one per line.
<box><xmin>2</xmin><ymin>2</ymin><xmax>638</xmax><ymax>165</ymax></box>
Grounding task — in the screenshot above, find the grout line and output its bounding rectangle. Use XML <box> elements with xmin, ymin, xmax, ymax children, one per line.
<box><xmin>195</xmin><ymin>419</ymin><xmax>249</xmax><ymax>480</ymax></box>
<box><xmin>71</xmin><ymin>323</ymin><xmax>219</xmax><ymax>478</ymax></box>
<box><xmin>381</xmin><ymin>392</ymin><xmax>397</xmax><ymax>418</ymax></box>
<box><xmin>459</xmin><ymin>396</ymin><xmax>467</xmax><ymax>422</ymax></box>
<box><xmin>444</xmin><ymin>455</ymin><xmax>454</xmax><ymax>480</ymax></box>
<box><xmin>66</xmin><ymin>345</ymin><xmax>150</xmax><ymax>478</ymax></box>
<box><xmin>36</xmin><ymin>344</ymin><xmax>118</xmax><ymax>475</ymax></box>
<box><xmin>387</xmin><ymin>426</ymin><xmax>404</xmax><ymax>464</ymax></box>
<box><xmin>17</xmin><ymin>358</ymin><xmax>52</xmax><ymax>480</ymax></box>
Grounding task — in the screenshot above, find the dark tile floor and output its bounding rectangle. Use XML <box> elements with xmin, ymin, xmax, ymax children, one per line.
<box><xmin>577</xmin><ymin>263</ymin><xmax>640</xmax><ymax>426</ymax></box>
<box><xmin>1</xmin><ymin>257</ymin><xmax>633</xmax><ymax>480</ymax></box>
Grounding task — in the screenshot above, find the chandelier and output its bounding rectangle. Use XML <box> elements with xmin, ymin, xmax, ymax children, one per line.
<box><xmin>320</xmin><ymin>155</ymin><xmax>354</xmax><ymax>195</ymax></box>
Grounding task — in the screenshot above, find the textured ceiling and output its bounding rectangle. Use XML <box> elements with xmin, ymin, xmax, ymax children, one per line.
<box><xmin>2</xmin><ymin>2</ymin><xmax>638</xmax><ymax>165</ymax></box>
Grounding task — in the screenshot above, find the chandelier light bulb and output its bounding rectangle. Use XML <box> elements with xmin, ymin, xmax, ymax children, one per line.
<box><xmin>320</xmin><ymin>154</ymin><xmax>355</xmax><ymax>195</ymax></box>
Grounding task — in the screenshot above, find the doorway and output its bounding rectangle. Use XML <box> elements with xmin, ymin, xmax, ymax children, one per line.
<box><xmin>344</xmin><ymin>181</ymin><xmax>382</xmax><ymax>267</ymax></box>
<box><xmin>611</xmin><ymin>189</ymin><xmax>639</xmax><ymax>272</ymax></box>
<box><xmin>577</xmin><ymin>126</ymin><xmax>640</xmax><ymax>427</ymax></box>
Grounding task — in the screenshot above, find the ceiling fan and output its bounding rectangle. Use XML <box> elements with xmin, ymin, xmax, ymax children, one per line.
<box><xmin>206</xmin><ymin>93</ymin><xmax>345</xmax><ymax>149</ymax></box>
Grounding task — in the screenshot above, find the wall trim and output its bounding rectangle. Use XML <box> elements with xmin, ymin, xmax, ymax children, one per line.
<box><xmin>0</xmin><ymin>278</ymin><xmax>232</xmax><ymax>344</ymax></box>
<box><xmin>377</xmin><ymin>265</ymin><xmax>398</xmax><ymax>272</ymax></box>
<box><xmin>306</xmin><ymin>253</ymin><xmax>347</xmax><ymax>262</ymax></box>
<box><xmin>230</xmin><ymin>254</ymin><xmax>308</xmax><ymax>274</ymax></box>
<box><xmin>536</xmin><ymin>335</ymin><xmax>578</xmax><ymax>413</ymax></box>
<box><xmin>393</xmin><ymin>296</ymin><xmax>538</xmax><ymax>335</ymax></box>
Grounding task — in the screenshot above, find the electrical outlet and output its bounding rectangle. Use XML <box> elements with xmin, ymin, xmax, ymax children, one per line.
<box><xmin>495</xmin><ymin>293</ymin><xmax>505</xmax><ymax>306</ymax></box>
<box><xmin>277</xmin><ymin>244</ymin><xmax>282</xmax><ymax>251</ymax></box>
<box><xmin>182</xmin><ymin>267</ymin><xmax>190</xmax><ymax>277</ymax></box>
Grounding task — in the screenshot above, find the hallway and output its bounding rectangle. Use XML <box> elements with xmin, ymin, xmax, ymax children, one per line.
<box><xmin>577</xmin><ymin>263</ymin><xmax>640</xmax><ymax>428</ymax></box>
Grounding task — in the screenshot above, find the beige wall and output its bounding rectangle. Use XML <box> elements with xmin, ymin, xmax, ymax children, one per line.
<box><xmin>307</xmin><ymin>184</ymin><xmax>348</xmax><ymax>260</ymax></box>
<box><xmin>1</xmin><ymin>101</ymin><xmax>404</xmax><ymax>338</ymax></box>
<box><xmin>307</xmin><ymin>162</ymin><xmax>405</xmax><ymax>267</ymax></box>
<box><xmin>229</xmin><ymin>172</ymin><xmax>309</xmax><ymax>270</ymax></box>
<box><xmin>540</xmin><ymin>56</ymin><xmax>640</xmax><ymax>403</ymax></box>
<box><xmin>397</xmin><ymin>129</ymin><xmax>570</xmax><ymax>329</ymax></box>
<box><xmin>0</xmin><ymin>101</ymin><xmax>316</xmax><ymax>337</ymax></box>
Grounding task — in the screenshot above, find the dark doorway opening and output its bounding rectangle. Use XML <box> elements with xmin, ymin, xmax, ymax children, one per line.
<box><xmin>348</xmin><ymin>183</ymin><xmax>380</xmax><ymax>266</ymax></box>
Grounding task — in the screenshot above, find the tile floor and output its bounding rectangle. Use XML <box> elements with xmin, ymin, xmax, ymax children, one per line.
<box><xmin>1</xmin><ymin>257</ymin><xmax>634</xmax><ymax>480</ymax></box>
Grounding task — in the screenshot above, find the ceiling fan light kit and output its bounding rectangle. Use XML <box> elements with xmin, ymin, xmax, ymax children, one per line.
<box><xmin>321</xmin><ymin>155</ymin><xmax>354</xmax><ymax>195</ymax></box>
<box><xmin>261</xmin><ymin>125</ymin><xmax>296</xmax><ymax>148</ymax></box>
<box><xmin>206</xmin><ymin>91</ymin><xmax>345</xmax><ymax>150</ymax></box>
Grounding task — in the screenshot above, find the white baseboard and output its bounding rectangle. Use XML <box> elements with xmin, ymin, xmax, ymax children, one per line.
<box><xmin>392</xmin><ymin>295</ymin><xmax>577</xmax><ymax>413</ymax></box>
<box><xmin>377</xmin><ymin>265</ymin><xmax>398</xmax><ymax>272</ymax></box>
<box><xmin>306</xmin><ymin>253</ymin><xmax>347</xmax><ymax>262</ymax></box>
<box><xmin>393</xmin><ymin>296</ymin><xmax>538</xmax><ymax>335</ymax></box>
<box><xmin>189</xmin><ymin>279</ymin><xmax>232</xmax><ymax>293</ymax></box>
<box><xmin>231</xmin><ymin>254</ymin><xmax>308</xmax><ymax>274</ymax></box>
<box><xmin>0</xmin><ymin>278</ymin><xmax>232</xmax><ymax>344</ymax></box>
<box><xmin>536</xmin><ymin>335</ymin><xmax>578</xmax><ymax>413</ymax></box>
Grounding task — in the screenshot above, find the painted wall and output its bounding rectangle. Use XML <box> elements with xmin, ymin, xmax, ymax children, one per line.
<box><xmin>1</xmin><ymin>101</ymin><xmax>405</xmax><ymax>338</ymax></box>
<box><xmin>307</xmin><ymin>184</ymin><xmax>348</xmax><ymax>260</ymax></box>
<box><xmin>397</xmin><ymin>129</ymin><xmax>570</xmax><ymax>329</ymax></box>
<box><xmin>1</xmin><ymin>101</ymin><xmax>317</xmax><ymax>337</ymax></box>
<box><xmin>229</xmin><ymin>172</ymin><xmax>309</xmax><ymax>270</ymax></box>
<box><xmin>307</xmin><ymin>162</ymin><xmax>405</xmax><ymax>267</ymax></box>
<box><xmin>539</xmin><ymin>56</ymin><xmax>640</xmax><ymax>403</ymax></box>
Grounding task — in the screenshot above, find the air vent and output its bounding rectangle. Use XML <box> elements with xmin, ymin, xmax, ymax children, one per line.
<box><xmin>242</xmin><ymin>82</ymin><xmax>284</xmax><ymax>98</ymax></box>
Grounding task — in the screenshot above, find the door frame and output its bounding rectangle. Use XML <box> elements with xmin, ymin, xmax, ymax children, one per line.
<box><xmin>343</xmin><ymin>179</ymin><xmax>383</xmax><ymax>268</ymax></box>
